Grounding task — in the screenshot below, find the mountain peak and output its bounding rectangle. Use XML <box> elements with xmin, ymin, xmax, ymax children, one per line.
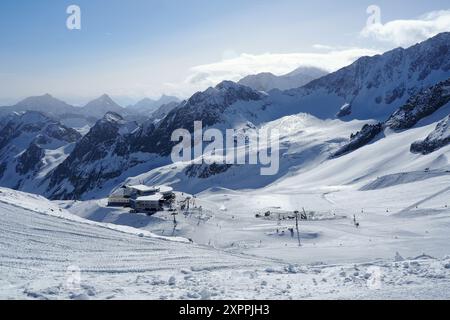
<box><xmin>285</xmin><ymin>66</ymin><xmax>328</xmax><ymax>78</ymax></box>
<box><xmin>92</xmin><ymin>94</ymin><xmax>116</xmax><ymax>105</ymax></box>
<box><xmin>13</xmin><ymin>94</ymin><xmax>73</xmax><ymax>115</ymax></box>
<box><xmin>15</xmin><ymin>93</ymin><xmax>66</xmax><ymax>106</ymax></box>
<box><xmin>238</xmin><ymin>67</ymin><xmax>328</xmax><ymax>92</ymax></box>
<box><xmin>215</xmin><ymin>80</ymin><xmax>241</xmax><ymax>90</ymax></box>
<box><xmin>82</xmin><ymin>95</ymin><xmax>124</xmax><ymax>118</ymax></box>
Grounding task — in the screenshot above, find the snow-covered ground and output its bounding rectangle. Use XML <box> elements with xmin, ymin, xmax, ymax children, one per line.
<box><xmin>2</xmin><ymin>187</ymin><xmax>450</xmax><ymax>300</ymax></box>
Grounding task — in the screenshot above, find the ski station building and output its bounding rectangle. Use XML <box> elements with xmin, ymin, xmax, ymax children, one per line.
<box><xmin>107</xmin><ymin>184</ymin><xmax>175</xmax><ymax>213</ymax></box>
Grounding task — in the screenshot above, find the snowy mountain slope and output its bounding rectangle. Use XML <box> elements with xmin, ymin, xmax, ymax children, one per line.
<box><xmin>277</xmin><ymin>33</ymin><xmax>450</xmax><ymax>120</ymax></box>
<box><xmin>42</xmin><ymin>82</ymin><xmax>267</xmax><ymax>199</ymax></box>
<box><xmin>0</xmin><ymin>187</ymin><xmax>273</xmax><ymax>299</ymax></box>
<box><xmin>333</xmin><ymin>78</ymin><xmax>450</xmax><ymax>157</ymax></box>
<box><xmin>0</xmin><ymin>111</ymin><xmax>81</xmax><ymax>193</ymax></box>
<box><xmin>40</xmin><ymin>72</ymin><xmax>449</xmax><ymax>200</ymax></box>
<box><xmin>119</xmin><ymin>74</ymin><xmax>449</xmax><ymax>196</ymax></box>
<box><xmin>96</xmin><ymin>95</ymin><xmax>450</xmax><ymax>266</ymax></box>
<box><xmin>133</xmin><ymin>81</ymin><xmax>266</xmax><ymax>157</ymax></box>
<box><xmin>238</xmin><ymin>66</ymin><xmax>328</xmax><ymax>92</ymax></box>
<box><xmin>44</xmin><ymin>112</ymin><xmax>167</xmax><ymax>200</ymax></box>
<box><xmin>5</xmin><ymin>33</ymin><xmax>450</xmax><ymax>201</ymax></box>
<box><xmin>151</xmin><ymin>101</ymin><xmax>182</xmax><ymax>120</ymax></box>
<box><xmin>2</xmin><ymin>187</ymin><xmax>450</xmax><ymax>299</ymax></box>
<box><xmin>61</xmin><ymin>121</ymin><xmax>450</xmax><ymax>289</ymax></box>
<box><xmin>271</xmin><ymin>121</ymin><xmax>450</xmax><ymax>192</ymax></box>
<box><xmin>122</xmin><ymin>113</ymin><xmax>369</xmax><ymax>194</ymax></box>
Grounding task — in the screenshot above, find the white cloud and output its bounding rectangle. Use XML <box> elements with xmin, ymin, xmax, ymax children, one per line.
<box><xmin>361</xmin><ymin>10</ymin><xmax>450</xmax><ymax>47</ymax></box>
<box><xmin>176</xmin><ymin>48</ymin><xmax>380</xmax><ymax>94</ymax></box>
<box><xmin>312</xmin><ymin>44</ymin><xmax>335</xmax><ymax>50</ymax></box>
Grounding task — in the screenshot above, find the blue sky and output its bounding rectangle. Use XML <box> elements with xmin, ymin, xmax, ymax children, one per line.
<box><xmin>0</xmin><ymin>0</ymin><xmax>449</xmax><ymax>105</ymax></box>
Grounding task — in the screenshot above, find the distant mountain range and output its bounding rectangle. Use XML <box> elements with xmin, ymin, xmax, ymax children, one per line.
<box><xmin>0</xmin><ymin>93</ymin><xmax>180</xmax><ymax>129</ymax></box>
<box><xmin>238</xmin><ymin>66</ymin><xmax>328</xmax><ymax>92</ymax></box>
<box><xmin>127</xmin><ymin>95</ymin><xmax>181</xmax><ymax>115</ymax></box>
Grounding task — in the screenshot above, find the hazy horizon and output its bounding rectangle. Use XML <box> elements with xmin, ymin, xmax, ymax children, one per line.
<box><xmin>0</xmin><ymin>0</ymin><xmax>449</xmax><ymax>105</ymax></box>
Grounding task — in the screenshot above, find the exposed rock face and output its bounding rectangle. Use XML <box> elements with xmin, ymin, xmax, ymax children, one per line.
<box><xmin>386</xmin><ymin>78</ymin><xmax>450</xmax><ymax>130</ymax></box>
<box><xmin>291</xmin><ymin>33</ymin><xmax>450</xmax><ymax>120</ymax></box>
<box><xmin>46</xmin><ymin>112</ymin><xmax>139</xmax><ymax>199</ymax></box>
<box><xmin>132</xmin><ymin>81</ymin><xmax>264</xmax><ymax>157</ymax></box>
<box><xmin>0</xmin><ymin>163</ymin><xmax>6</xmax><ymax>180</ymax></box>
<box><xmin>332</xmin><ymin>123</ymin><xmax>384</xmax><ymax>158</ymax></box>
<box><xmin>184</xmin><ymin>163</ymin><xmax>233</xmax><ymax>179</ymax></box>
<box><xmin>16</xmin><ymin>144</ymin><xmax>45</xmax><ymax>176</ymax></box>
<box><xmin>151</xmin><ymin>101</ymin><xmax>182</xmax><ymax>120</ymax></box>
<box><xmin>411</xmin><ymin>116</ymin><xmax>450</xmax><ymax>154</ymax></box>
<box><xmin>0</xmin><ymin>111</ymin><xmax>81</xmax><ymax>190</ymax></box>
<box><xmin>305</xmin><ymin>33</ymin><xmax>450</xmax><ymax>100</ymax></box>
<box><xmin>333</xmin><ymin>77</ymin><xmax>450</xmax><ymax>158</ymax></box>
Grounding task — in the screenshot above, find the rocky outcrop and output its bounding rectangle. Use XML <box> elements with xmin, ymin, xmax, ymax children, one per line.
<box><xmin>333</xmin><ymin>77</ymin><xmax>450</xmax><ymax>158</ymax></box>
<box><xmin>185</xmin><ymin>163</ymin><xmax>233</xmax><ymax>179</ymax></box>
<box><xmin>332</xmin><ymin>123</ymin><xmax>384</xmax><ymax>158</ymax></box>
<box><xmin>386</xmin><ymin>78</ymin><xmax>450</xmax><ymax>130</ymax></box>
<box><xmin>16</xmin><ymin>144</ymin><xmax>44</xmax><ymax>175</ymax></box>
<box><xmin>411</xmin><ymin>116</ymin><xmax>450</xmax><ymax>154</ymax></box>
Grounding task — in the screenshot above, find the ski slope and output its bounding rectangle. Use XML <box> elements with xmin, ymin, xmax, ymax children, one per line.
<box><xmin>61</xmin><ymin>110</ymin><xmax>450</xmax><ymax>269</ymax></box>
<box><xmin>2</xmin><ymin>187</ymin><xmax>450</xmax><ymax>300</ymax></box>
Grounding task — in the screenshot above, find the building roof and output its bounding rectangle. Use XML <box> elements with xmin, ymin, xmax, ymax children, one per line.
<box><xmin>157</xmin><ymin>186</ymin><xmax>174</xmax><ymax>194</ymax></box>
<box><xmin>135</xmin><ymin>194</ymin><xmax>164</xmax><ymax>202</ymax></box>
<box><xmin>127</xmin><ymin>184</ymin><xmax>158</xmax><ymax>193</ymax></box>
